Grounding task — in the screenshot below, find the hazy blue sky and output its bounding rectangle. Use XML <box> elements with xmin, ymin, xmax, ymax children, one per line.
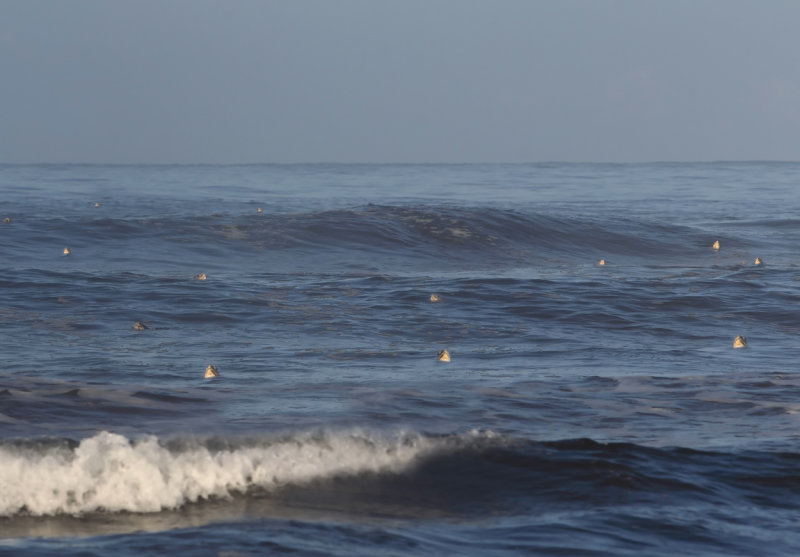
<box><xmin>2</xmin><ymin>1</ymin><xmax>800</xmax><ymax>163</ymax></box>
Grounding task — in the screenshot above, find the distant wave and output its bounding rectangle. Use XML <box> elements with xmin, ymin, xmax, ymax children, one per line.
<box><xmin>214</xmin><ymin>205</ymin><xmax>706</xmax><ymax>261</ymax></box>
<box><xmin>6</xmin><ymin>205</ymin><xmax>723</xmax><ymax>268</ymax></box>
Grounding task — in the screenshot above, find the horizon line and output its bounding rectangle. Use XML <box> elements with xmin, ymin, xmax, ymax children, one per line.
<box><xmin>2</xmin><ymin>159</ymin><xmax>798</xmax><ymax>166</ymax></box>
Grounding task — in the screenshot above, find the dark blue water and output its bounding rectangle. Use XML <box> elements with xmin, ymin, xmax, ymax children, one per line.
<box><xmin>2</xmin><ymin>163</ymin><xmax>800</xmax><ymax>555</ymax></box>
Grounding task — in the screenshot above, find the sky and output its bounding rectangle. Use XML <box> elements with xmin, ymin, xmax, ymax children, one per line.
<box><xmin>2</xmin><ymin>0</ymin><xmax>800</xmax><ymax>164</ymax></box>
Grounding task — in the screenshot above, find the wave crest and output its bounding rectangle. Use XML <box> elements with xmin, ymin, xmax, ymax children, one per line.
<box><xmin>0</xmin><ymin>430</ymin><xmax>494</xmax><ymax>517</ymax></box>
<box><xmin>0</xmin><ymin>431</ymin><xmax>506</xmax><ymax>516</ymax></box>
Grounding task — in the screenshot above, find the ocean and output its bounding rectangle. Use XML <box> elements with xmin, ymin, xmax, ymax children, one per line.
<box><xmin>2</xmin><ymin>162</ymin><xmax>800</xmax><ymax>555</ymax></box>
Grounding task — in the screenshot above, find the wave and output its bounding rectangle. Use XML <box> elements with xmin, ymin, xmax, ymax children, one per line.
<box><xmin>206</xmin><ymin>205</ymin><xmax>712</xmax><ymax>262</ymax></box>
<box><xmin>3</xmin><ymin>429</ymin><xmax>799</xmax><ymax>521</ymax></box>
<box><xmin>0</xmin><ymin>429</ymin><xmax>491</xmax><ymax>517</ymax></box>
<box><xmin>4</xmin><ymin>204</ymin><xmax>736</xmax><ymax>270</ymax></box>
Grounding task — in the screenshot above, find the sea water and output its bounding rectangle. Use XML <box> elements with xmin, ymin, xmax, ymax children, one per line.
<box><xmin>2</xmin><ymin>162</ymin><xmax>800</xmax><ymax>555</ymax></box>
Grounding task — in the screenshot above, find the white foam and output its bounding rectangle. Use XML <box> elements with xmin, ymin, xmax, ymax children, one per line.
<box><xmin>0</xmin><ymin>429</ymin><xmax>472</xmax><ymax>517</ymax></box>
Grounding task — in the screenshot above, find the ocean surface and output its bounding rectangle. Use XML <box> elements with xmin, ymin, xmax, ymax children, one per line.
<box><xmin>2</xmin><ymin>162</ymin><xmax>800</xmax><ymax>555</ymax></box>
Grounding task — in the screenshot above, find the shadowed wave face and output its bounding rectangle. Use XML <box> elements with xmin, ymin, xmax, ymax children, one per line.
<box><xmin>0</xmin><ymin>203</ymin><xmax>761</xmax><ymax>275</ymax></box>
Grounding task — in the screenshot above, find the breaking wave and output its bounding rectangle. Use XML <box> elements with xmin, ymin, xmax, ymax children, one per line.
<box><xmin>0</xmin><ymin>429</ymin><xmax>494</xmax><ymax>517</ymax></box>
<box><xmin>5</xmin><ymin>428</ymin><xmax>800</xmax><ymax>526</ymax></box>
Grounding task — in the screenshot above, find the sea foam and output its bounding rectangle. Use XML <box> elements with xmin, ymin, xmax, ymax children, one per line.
<box><xmin>0</xmin><ymin>429</ymin><xmax>474</xmax><ymax>517</ymax></box>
